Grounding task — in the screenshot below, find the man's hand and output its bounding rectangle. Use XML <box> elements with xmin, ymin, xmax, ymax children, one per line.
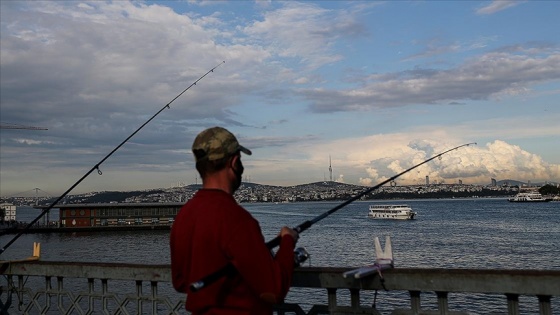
<box><xmin>279</xmin><ymin>226</ymin><xmax>299</xmax><ymax>242</ymax></box>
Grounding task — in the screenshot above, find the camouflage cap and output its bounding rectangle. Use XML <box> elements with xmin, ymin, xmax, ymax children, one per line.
<box><xmin>192</xmin><ymin>126</ymin><xmax>252</xmax><ymax>162</ymax></box>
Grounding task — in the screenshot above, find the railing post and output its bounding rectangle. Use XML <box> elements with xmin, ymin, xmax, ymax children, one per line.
<box><xmin>136</xmin><ymin>280</ymin><xmax>143</xmax><ymax>313</ymax></box>
<box><xmin>409</xmin><ymin>290</ymin><xmax>421</xmax><ymax>314</ymax></box>
<box><xmin>56</xmin><ymin>276</ymin><xmax>64</xmax><ymax>313</ymax></box>
<box><xmin>537</xmin><ymin>295</ymin><xmax>551</xmax><ymax>315</ymax></box>
<box><xmin>151</xmin><ymin>281</ymin><xmax>158</xmax><ymax>314</ymax></box>
<box><xmin>350</xmin><ymin>288</ymin><xmax>360</xmax><ymax>309</ymax></box>
<box><xmin>88</xmin><ymin>278</ymin><xmax>95</xmax><ymax>313</ymax></box>
<box><xmin>44</xmin><ymin>276</ymin><xmax>52</xmax><ymax>312</ymax></box>
<box><xmin>102</xmin><ymin>278</ymin><xmax>109</xmax><ymax>313</ymax></box>
<box><xmin>17</xmin><ymin>275</ymin><xmax>24</xmax><ymax>313</ymax></box>
<box><xmin>506</xmin><ymin>294</ymin><xmax>519</xmax><ymax>315</ymax></box>
<box><xmin>435</xmin><ymin>291</ymin><xmax>449</xmax><ymax>315</ymax></box>
<box><xmin>327</xmin><ymin>288</ymin><xmax>337</xmax><ymax>314</ymax></box>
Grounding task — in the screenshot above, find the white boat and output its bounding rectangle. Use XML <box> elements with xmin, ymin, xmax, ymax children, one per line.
<box><xmin>508</xmin><ymin>192</ymin><xmax>550</xmax><ymax>202</ymax></box>
<box><xmin>368</xmin><ymin>204</ymin><xmax>416</xmax><ymax>220</ymax></box>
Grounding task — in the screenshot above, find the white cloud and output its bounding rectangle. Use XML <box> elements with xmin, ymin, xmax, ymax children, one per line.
<box><xmin>242</xmin><ymin>2</ymin><xmax>366</xmax><ymax>69</ymax></box>
<box><xmin>476</xmin><ymin>1</ymin><xmax>524</xmax><ymax>15</ymax></box>
<box><xmin>253</xmin><ymin>129</ymin><xmax>560</xmax><ymax>187</ymax></box>
<box><xmin>302</xmin><ymin>51</ymin><xmax>560</xmax><ymax>112</ymax></box>
<box><xmin>335</xmin><ymin>174</ymin><xmax>345</xmax><ymax>183</ymax></box>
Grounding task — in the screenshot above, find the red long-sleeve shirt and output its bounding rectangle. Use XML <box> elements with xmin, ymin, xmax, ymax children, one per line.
<box><xmin>170</xmin><ymin>189</ymin><xmax>295</xmax><ymax>315</ymax></box>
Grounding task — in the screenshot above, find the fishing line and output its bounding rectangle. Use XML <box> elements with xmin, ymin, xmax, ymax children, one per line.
<box><xmin>190</xmin><ymin>142</ymin><xmax>477</xmax><ymax>292</ymax></box>
<box><xmin>0</xmin><ymin>61</ymin><xmax>226</xmax><ymax>255</ymax></box>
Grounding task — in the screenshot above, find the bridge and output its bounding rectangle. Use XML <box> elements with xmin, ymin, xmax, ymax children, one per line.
<box><xmin>1</xmin><ymin>260</ymin><xmax>558</xmax><ymax>314</ymax></box>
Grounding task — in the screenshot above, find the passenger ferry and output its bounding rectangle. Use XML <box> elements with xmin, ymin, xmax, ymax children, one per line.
<box><xmin>368</xmin><ymin>204</ymin><xmax>416</xmax><ymax>220</ymax></box>
<box><xmin>508</xmin><ymin>192</ymin><xmax>550</xmax><ymax>202</ymax></box>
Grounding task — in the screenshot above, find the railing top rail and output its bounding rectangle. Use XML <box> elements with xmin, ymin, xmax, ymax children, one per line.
<box><xmin>2</xmin><ymin>261</ymin><xmax>559</xmax><ymax>296</ymax></box>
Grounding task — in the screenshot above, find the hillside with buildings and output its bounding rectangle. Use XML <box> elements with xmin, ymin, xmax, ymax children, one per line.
<box><xmin>2</xmin><ymin>181</ymin><xmax>544</xmax><ymax>207</ymax></box>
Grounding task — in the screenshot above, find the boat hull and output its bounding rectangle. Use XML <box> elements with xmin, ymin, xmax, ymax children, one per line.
<box><xmin>368</xmin><ymin>214</ymin><xmax>415</xmax><ymax>220</ymax></box>
<box><xmin>508</xmin><ymin>199</ymin><xmax>551</xmax><ymax>202</ymax></box>
<box><xmin>508</xmin><ymin>191</ymin><xmax>551</xmax><ymax>202</ymax></box>
<box><xmin>368</xmin><ymin>205</ymin><xmax>416</xmax><ymax>220</ymax></box>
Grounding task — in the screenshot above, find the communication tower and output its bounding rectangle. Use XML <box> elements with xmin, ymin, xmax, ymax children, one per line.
<box><xmin>329</xmin><ymin>155</ymin><xmax>333</xmax><ymax>182</ymax></box>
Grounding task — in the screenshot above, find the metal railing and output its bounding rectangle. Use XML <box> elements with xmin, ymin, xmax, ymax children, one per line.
<box><xmin>1</xmin><ymin>261</ymin><xmax>558</xmax><ymax>315</ymax></box>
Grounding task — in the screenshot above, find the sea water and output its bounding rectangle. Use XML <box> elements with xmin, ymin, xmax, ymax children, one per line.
<box><xmin>1</xmin><ymin>198</ymin><xmax>559</xmax><ymax>314</ymax></box>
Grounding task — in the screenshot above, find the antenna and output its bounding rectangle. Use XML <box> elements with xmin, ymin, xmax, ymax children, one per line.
<box><xmin>329</xmin><ymin>155</ymin><xmax>333</xmax><ymax>182</ymax></box>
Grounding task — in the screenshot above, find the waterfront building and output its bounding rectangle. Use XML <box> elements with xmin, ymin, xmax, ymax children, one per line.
<box><xmin>37</xmin><ymin>202</ymin><xmax>183</xmax><ymax>228</ymax></box>
<box><xmin>1</xmin><ymin>203</ymin><xmax>17</xmax><ymax>222</ymax></box>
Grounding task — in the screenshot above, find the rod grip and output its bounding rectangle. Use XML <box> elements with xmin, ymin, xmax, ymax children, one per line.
<box><xmin>266</xmin><ymin>236</ymin><xmax>281</xmax><ymax>249</ymax></box>
<box><xmin>189</xmin><ymin>263</ymin><xmax>236</xmax><ymax>292</ymax></box>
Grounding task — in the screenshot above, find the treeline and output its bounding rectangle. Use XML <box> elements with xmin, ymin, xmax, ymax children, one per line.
<box><xmin>539</xmin><ymin>184</ymin><xmax>560</xmax><ymax>195</ymax></box>
<box><xmin>43</xmin><ymin>190</ymin><xmax>167</xmax><ymax>204</ymax></box>
<box><xmin>368</xmin><ymin>189</ymin><xmax>513</xmax><ymax>200</ymax></box>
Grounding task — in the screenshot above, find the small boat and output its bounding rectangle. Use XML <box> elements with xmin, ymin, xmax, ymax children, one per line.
<box><xmin>508</xmin><ymin>192</ymin><xmax>551</xmax><ymax>202</ymax></box>
<box><xmin>368</xmin><ymin>204</ymin><xmax>416</xmax><ymax>220</ymax></box>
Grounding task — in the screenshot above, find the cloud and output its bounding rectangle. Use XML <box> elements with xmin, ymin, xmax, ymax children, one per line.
<box><xmin>0</xmin><ymin>2</ymin><xmax>261</xmax><ymax>161</ymax></box>
<box><xmin>242</xmin><ymin>2</ymin><xmax>368</xmax><ymax>69</ymax></box>
<box><xmin>1</xmin><ymin>2</ymin><xmax>230</xmax><ymax>119</ymax></box>
<box><xmin>476</xmin><ymin>1</ymin><xmax>524</xmax><ymax>15</ymax></box>
<box><xmin>0</xmin><ymin>1</ymin><xmax>558</xmax><ymax>197</ymax></box>
<box><xmin>335</xmin><ymin>174</ymin><xmax>345</xmax><ymax>183</ymax></box>
<box><xmin>301</xmin><ymin>50</ymin><xmax>560</xmax><ymax>113</ymax></box>
<box><xmin>285</xmin><ymin>132</ymin><xmax>560</xmax><ymax>187</ymax></box>
<box><xmin>403</xmin><ymin>36</ymin><xmax>498</xmax><ymax>61</ymax></box>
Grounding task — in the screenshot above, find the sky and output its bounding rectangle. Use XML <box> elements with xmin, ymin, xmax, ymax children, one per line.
<box><xmin>1</xmin><ymin>0</ymin><xmax>559</xmax><ymax>197</ymax></box>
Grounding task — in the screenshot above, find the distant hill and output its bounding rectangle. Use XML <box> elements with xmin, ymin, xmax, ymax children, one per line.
<box><xmin>10</xmin><ymin>179</ymin><xmax>558</xmax><ymax>207</ymax></box>
<box><xmin>496</xmin><ymin>179</ymin><xmax>526</xmax><ymax>186</ymax></box>
<box><xmin>226</xmin><ymin>181</ymin><xmax>363</xmax><ymax>190</ymax></box>
<box><xmin>291</xmin><ymin>181</ymin><xmax>364</xmax><ymax>189</ymax></box>
<box><xmin>496</xmin><ymin>179</ymin><xmax>559</xmax><ymax>187</ymax></box>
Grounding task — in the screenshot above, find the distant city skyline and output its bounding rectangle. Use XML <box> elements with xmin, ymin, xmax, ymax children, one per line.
<box><xmin>1</xmin><ymin>1</ymin><xmax>559</xmax><ymax>196</ymax></box>
<box><xmin>3</xmin><ymin>176</ymin><xmax>556</xmax><ymax>200</ymax></box>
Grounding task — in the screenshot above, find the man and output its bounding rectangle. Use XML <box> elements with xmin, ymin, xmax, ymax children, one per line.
<box><xmin>170</xmin><ymin>126</ymin><xmax>298</xmax><ymax>315</ymax></box>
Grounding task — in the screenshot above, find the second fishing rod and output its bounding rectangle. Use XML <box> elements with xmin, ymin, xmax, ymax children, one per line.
<box><xmin>0</xmin><ymin>61</ymin><xmax>226</xmax><ymax>255</ymax></box>
<box><xmin>189</xmin><ymin>142</ymin><xmax>477</xmax><ymax>292</ymax></box>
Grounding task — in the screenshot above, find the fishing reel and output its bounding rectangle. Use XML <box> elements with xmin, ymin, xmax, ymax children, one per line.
<box><xmin>294</xmin><ymin>247</ymin><xmax>310</xmax><ymax>267</ymax></box>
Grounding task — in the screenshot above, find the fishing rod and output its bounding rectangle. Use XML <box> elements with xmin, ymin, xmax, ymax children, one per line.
<box><xmin>0</xmin><ymin>61</ymin><xmax>226</xmax><ymax>255</ymax></box>
<box><xmin>190</xmin><ymin>142</ymin><xmax>477</xmax><ymax>292</ymax></box>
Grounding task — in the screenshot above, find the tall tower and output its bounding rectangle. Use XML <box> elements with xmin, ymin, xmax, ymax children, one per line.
<box><xmin>329</xmin><ymin>155</ymin><xmax>333</xmax><ymax>182</ymax></box>
<box><xmin>425</xmin><ymin>175</ymin><xmax>430</xmax><ymax>185</ymax></box>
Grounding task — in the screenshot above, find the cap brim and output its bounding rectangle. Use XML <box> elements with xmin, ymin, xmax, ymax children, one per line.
<box><xmin>239</xmin><ymin>145</ymin><xmax>252</xmax><ymax>156</ymax></box>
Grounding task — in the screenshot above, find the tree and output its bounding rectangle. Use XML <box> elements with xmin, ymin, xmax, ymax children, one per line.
<box><xmin>539</xmin><ymin>184</ymin><xmax>560</xmax><ymax>195</ymax></box>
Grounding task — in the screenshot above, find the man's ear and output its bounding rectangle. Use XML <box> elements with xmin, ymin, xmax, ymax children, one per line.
<box><xmin>229</xmin><ymin>154</ymin><xmax>239</xmax><ymax>168</ymax></box>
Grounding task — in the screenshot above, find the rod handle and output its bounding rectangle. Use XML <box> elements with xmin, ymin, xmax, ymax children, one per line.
<box><xmin>189</xmin><ymin>263</ymin><xmax>236</xmax><ymax>292</ymax></box>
